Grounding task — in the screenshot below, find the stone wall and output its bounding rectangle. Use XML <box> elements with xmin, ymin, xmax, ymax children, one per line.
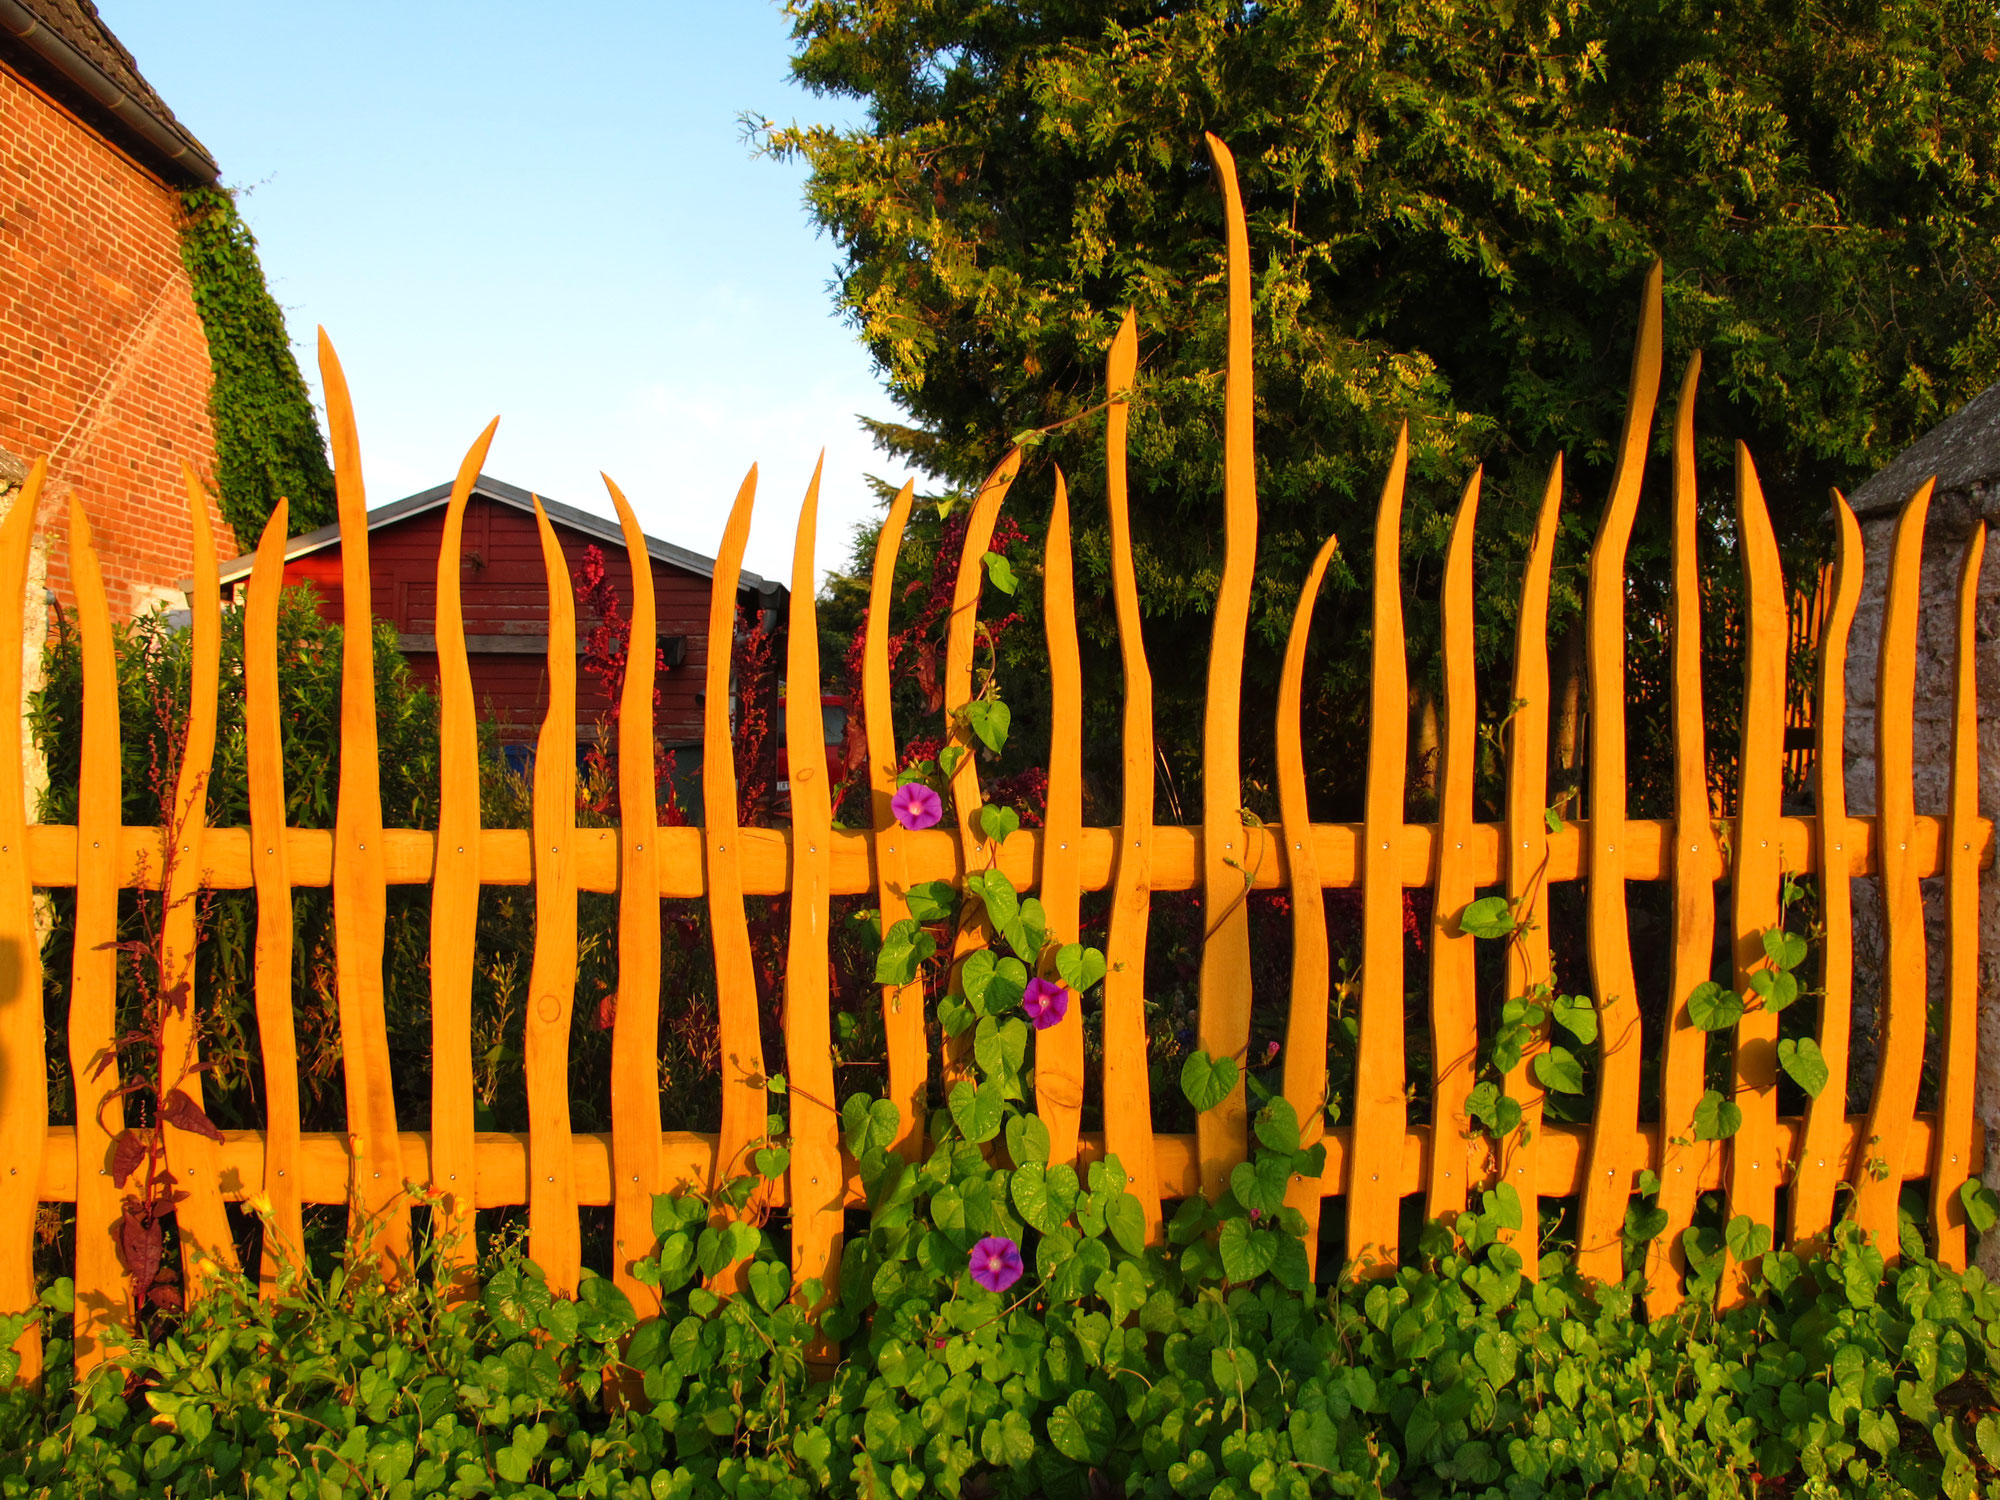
<box><xmin>1843</xmin><ymin>380</ymin><xmax>2000</xmax><ymax>1266</ymax></box>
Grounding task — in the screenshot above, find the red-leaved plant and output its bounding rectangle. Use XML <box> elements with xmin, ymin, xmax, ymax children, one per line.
<box><xmin>94</xmin><ymin>714</ymin><xmax>225</xmax><ymax>1337</ymax></box>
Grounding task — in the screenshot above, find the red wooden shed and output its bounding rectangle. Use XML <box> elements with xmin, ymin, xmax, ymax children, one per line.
<box><xmin>216</xmin><ymin>473</ymin><xmax>785</xmax><ymax>752</ymax></box>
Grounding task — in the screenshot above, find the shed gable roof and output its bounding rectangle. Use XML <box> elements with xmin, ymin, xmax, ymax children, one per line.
<box><xmin>215</xmin><ymin>473</ymin><xmax>780</xmax><ymax>602</ymax></box>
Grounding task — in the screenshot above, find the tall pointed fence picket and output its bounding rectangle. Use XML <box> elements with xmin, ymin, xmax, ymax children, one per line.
<box><xmin>0</xmin><ymin>134</ymin><xmax>1987</xmax><ymax>1386</ymax></box>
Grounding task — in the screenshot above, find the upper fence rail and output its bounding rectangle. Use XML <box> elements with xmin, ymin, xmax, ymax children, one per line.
<box><xmin>0</xmin><ymin>134</ymin><xmax>1987</xmax><ymax>1386</ymax></box>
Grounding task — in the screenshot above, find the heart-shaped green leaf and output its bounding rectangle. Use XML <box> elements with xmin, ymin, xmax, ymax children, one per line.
<box><xmin>1534</xmin><ymin>1046</ymin><xmax>1585</xmax><ymax>1094</ymax></box>
<box><xmin>1693</xmin><ymin>1089</ymin><xmax>1743</xmax><ymax>1141</ymax></box>
<box><xmin>1005</xmin><ymin>1112</ymin><xmax>1051</xmax><ymax>1167</ymax></box>
<box><xmin>1777</xmin><ymin>1036</ymin><xmax>1830</xmax><ymax>1098</ymax></box>
<box><xmin>1688</xmin><ymin>981</ymin><xmax>1744</xmax><ymax>1031</ymax></box>
<box><xmin>1254</xmin><ymin>1096</ymin><xmax>1301</xmax><ymax>1155</ymax></box>
<box><xmin>746</xmin><ymin>1258</ymin><xmax>790</xmax><ymax>1312</ymax></box>
<box><xmin>1458</xmin><ymin>896</ymin><xmax>1516</xmax><ymax>939</ymax></box>
<box><xmin>1181</xmin><ymin>1050</ymin><xmax>1239</xmax><ymax>1113</ymax></box>
<box><xmin>948</xmin><ymin>1080</ymin><xmax>1004</xmax><ymax>1143</ymax></box>
<box><xmin>1761</xmin><ymin>927</ymin><xmax>1809</xmax><ymax>972</ymax></box>
<box><xmin>904</xmin><ymin>880</ymin><xmax>958</xmax><ymax>922</ymax></box>
<box><xmin>1055</xmin><ymin>942</ymin><xmax>1107</xmax><ymax>994</ymax></box>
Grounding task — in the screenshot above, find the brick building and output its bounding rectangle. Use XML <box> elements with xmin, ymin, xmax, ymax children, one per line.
<box><xmin>1</xmin><ymin>0</ymin><xmax>234</xmax><ymax>618</ymax></box>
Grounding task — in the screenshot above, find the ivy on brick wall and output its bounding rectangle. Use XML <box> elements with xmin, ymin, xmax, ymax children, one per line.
<box><xmin>177</xmin><ymin>186</ymin><xmax>335</xmax><ymax>540</ymax></box>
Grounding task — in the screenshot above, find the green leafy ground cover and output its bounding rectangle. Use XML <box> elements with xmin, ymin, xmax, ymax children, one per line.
<box><xmin>1</xmin><ymin>1127</ymin><xmax>1996</xmax><ymax>1498</ymax></box>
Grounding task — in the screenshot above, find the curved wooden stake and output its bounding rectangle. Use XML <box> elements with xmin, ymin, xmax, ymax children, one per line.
<box><xmin>0</xmin><ymin>459</ymin><xmax>45</xmax><ymax>1380</ymax></box>
<box><xmin>1278</xmin><ymin>534</ymin><xmax>1339</xmax><ymax>1269</ymax></box>
<box><xmin>784</xmin><ymin>457</ymin><xmax>842</xmax><ymax>1347</ymax></box>
<box><xmin>1100</xmin><ymin>312</ymin><xmax>1162</xmax><ymax>1241</ymax></box>
<box><xmin>864</xmin><ymin>480</ymin><xmax>924</xmax><ymax>1158</ymax></box>
<box><xmin>1931</xmin><ymin>521</ymin><xmax>1985</xmax><ymax>1267</ymax></box>
<box><xmin>430</xmin><ymin>420</ymin><xmax>497</xmax><ymax>1294</ymax></box>
<box><xmin>1649</xmin><ymin>355</ymin><xmax>1717</xmax><ymax>1316</ymax></box>
<box><xmin>319</xmin><ymin>330</ymin><xmax>407</xmax><ymax>1268</ymax></box>
<box><xmin>1426</xmin><ymin>469</ymin><xmax>1481</xmax><ymax>1223</ymax></box>
<box><xmin>1196</xmin><ymin>133</ymin><xmax>1263</xmax><ymax>1200</ymax></box>
<box><xmin>942</xmin><ymin>451</ymin><xmax>1022</xmax><ymax>1089</ymax></box>
<box><xmin>160</xmin><ymin>467</ymin><xmax>235</xmax><ymax>1287</ymax></box>
<box><xmin>244</xmin><ymin>501</ymin><xmax>304</xmax><ymax>1298</ymax></box>
<box><xmin>1039</xmin><ymin>468</ymin><xmax>1086</xmax><ymax>1163</ymax></box>
<box><xmin>1575</xmin><ymin>261</ymin><xmax>1662</xmax><ymax>1283</ymax></box>
<box><xmin>525</xmin><ymin>500</ymin><xmax>581</xmax><ymax>1295</ymax></box>
<box><xmin>1790</xmin><ymin>491</ymin><xmax>1863</xmax><ymax>1249</ymax></box>
<box><xmin>604</xmin><ymin>471</ymin><xmax>662</xmax><ymax>1316</ymax></box>
<box><xmin>1720</xmin><ymin>445</ymin><xmax>1787</xmax><ymax>1306</ymax></box>
<box><xmin>704</xmin><ymin>468</ymin><xmax>767</xmax><ymax>1218</ymax></box>
<box><xmin>1350</xmin><ymin>425</ymin><xmax>1410</xmax><ymax>1276</ymax></box>
<box><xmin>1501</xmin><ymin>458</ymin><xmax>1562</xmax><ymax>1276</ymax></box>
<box><xmin>1852</xmin><ymin>479</ymin><xmax>1934</xmax><ymax>1252</ymax></box>
<box><xmin>69</xmin><ymin>499</ymin><xmax>125</xmax><ymax>1373</ymax></box>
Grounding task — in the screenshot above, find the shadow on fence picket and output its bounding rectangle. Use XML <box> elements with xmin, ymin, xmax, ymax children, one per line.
<box><xmin>0</xmin><ymin>134</ymin><xmax>1988</xmax><ymax>1386</ymax></box>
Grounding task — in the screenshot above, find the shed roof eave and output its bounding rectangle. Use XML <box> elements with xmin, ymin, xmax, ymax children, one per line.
<box><xmin>214</xmin><ymin>474</ymin><xmax>777</xmax><ymax>599</ymax></box>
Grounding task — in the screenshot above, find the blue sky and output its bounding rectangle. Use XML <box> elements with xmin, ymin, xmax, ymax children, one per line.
<box><xmin>99</xmin><ymin>1</ymin><xmax>898</xmax><ymax>587</ymax></box>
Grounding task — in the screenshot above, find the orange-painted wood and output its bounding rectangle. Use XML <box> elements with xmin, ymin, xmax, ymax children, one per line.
<box><xmin>1038</xmin><ymin>470</ymin><xmax>1086</xmax><ymax>1164</ymax></box>
<box><xmin>428</xmin><ymin>423</ymin><xmax>497</xmax><ymax>1292</ymax></box>
<box><xmin>1721</xmin><ymin>445</ymin><xmax>1788</xmax><ymax>1305</ymax></box>
<box><xmin>1196</xmin><ymin>134</ymin><xmax>1263</xmax><ymax>1201</ymax></box>
<box><xmin>783</xmin><ymin>458</ymin><xmax>843</xmax><ymax>1348</ymax></box>
<box><xmin>320</xmin><ymin>332</ymin><xmax>408</xmax><ymax>1269</ymax></box>
<box><xmin>1575</xmin><ymin>263</ymin><xmax>1662</xmax><ymax>1283</ymax></box>
<box><xmin>0</xmin><ymin>460</ymin><xmax>46</xmax><ymax>1381</ymax></box>
<box><xmin>1790</xmin><ymin>492</ymin><xmax>1864</xmax><ymax>1249</ymax></box>
<box><xmin>1279</xmin><ymin>535</ymin><xmax>1339</xmax><ymax>1269</ymax></box>
<box><xmin>1501</xmin><ymin>460</ymin><xmax>1562</xmax><ymax>1277</ymax></box>
<box><xmin>1099</xmin><ymin>311</ymin><xmax>1163</xmax><ymax>1242</ymax></box>
<box><xmin>605</xmin><ymin>473</ymin><xmax>664</xmax><ymax>1316</ymax></box>
<box><xmin>1650</xmin><ymin>357</ymin><xmax>1718</xmax><ymax>1315</ymax></box>
<box><xmin>703</xmin><ymin>471</ymin><xmax>768</xmax><ymax>1233</ymax></box>
<box><xmin>158</xmin><ymin>469</ymin><xmax>236</xmax><ymax>1286</ymax></box>
<box><xmin>1350</xmin><ymin>427</ymin><xmax>1411</xmax><ymax>1275</ymax></box>
<box><xmin>244</xmin><ymin>503</ymin><xmax>305</xmax><ymax>1298</ymax></box>
<box><xmin>68</xmin><ymin>499</ymin><xmax>125</xmax><ymax>1372</ymax></box>
<box><xmin>1931</xmin><ymin>523</ymin><xmax>1986</xmax><ymax>1267</ymax></box>
<box><xmin>864</xmin><ymin>481</ymin><xmax>926</xmax><ymax>1159</ymax></box>
<box><xmin>1852</xmin><ymin>480</ymin><xmax>1935</xmax><ymax>1253</ymax></box>
<box><xmin>1426</xmin><ymin>472</ymin><xmax>1480</xmax><ymax>1224</ymax></box>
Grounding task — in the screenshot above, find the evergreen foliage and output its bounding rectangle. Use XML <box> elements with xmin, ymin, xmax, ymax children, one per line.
<box><xmin>769</xmin><ymin>0</ymin><xmax>2000</xmax><ymax>816</ymax></box>
<box><xmin>178</xmin><ymin>187</ymin><xmax>336</xmax><ymax>541</ymax></box>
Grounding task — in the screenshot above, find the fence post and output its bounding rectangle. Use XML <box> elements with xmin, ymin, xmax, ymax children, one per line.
<box><xmin>605</xmin><ymin>473</ymin><xmax>663</xmax><ymax>1318</ymax></box>
<box><xmin>1425</xmin><ymin>472</ymin><xmax>1482</xmax><ymax>1224</ymax></box>
<box><xmin>1575</xmin><ymin>264</ymin><xmax>1662</xmax><ymax>1284</ymax></box>
<box><xmin>1099</xmin><ymin>311</ymin><xmax>1162</xmax><ymax>1243</ymax></box>
<box><xmin>430</xmin><ymin>424</ymin><xmax>497</xmax><ymax>1293</ymax></box>
<box><xmin>68</xmin><ymin>498</ymin><xmax>126</xmax><ymax>1374</ymax></box>
<box><xmin>0</xmin><ymin>461</ymin><xmax>45</xmax><ymax>1382</ymax></box>
<box><xmin>244</xmin><ymin>503</ymin><xmax>304</xmax><ymax>1297</ymax></box>
<box><xmin>320</xmin><ymin>332</ymin><xmax>408</xmax><ymax>1269</ymax></box>
<box><xmin>1195</xmin><ymin>132</ymin><xmax>1260</xmax><ymax>1203</ymax></box>
<box><xmin>1349</xmin><ymin>428</ymin><xmax>1411</xmax><ymax>1276</ymax></box>
<box><xmin>1278</xmin><ymin>535</ymin><xmax>1338</xmax><ymax>1270</ymax></box>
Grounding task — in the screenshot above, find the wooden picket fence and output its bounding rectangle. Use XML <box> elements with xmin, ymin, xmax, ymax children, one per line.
<box><xmin>0</xmin><ymin>136</ymin><xmax>1987</xmax><ymax>1386</ymax></box>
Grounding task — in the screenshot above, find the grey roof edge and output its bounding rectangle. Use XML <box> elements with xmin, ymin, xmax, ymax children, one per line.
<box><xmin>0</xmin><ymin>0</ymin><xmax>218</xmax><ymax>185</ymax></box>
<box><xmin>1849</xmin><ymin>379</ymin><xmax>2000</xmax><ymax>518</ymax></box>
<box><xmin>214</xmin><ymin>474</ymin><xmax>780</xmax><ymax>600</ymax></box>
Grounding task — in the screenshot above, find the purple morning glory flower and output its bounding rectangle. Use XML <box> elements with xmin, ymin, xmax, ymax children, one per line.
<box><xmin>1021</xmin><ymin>977</ymin><xmax>1070</xmax><ymax>1031</ymax></box>
<box><xmin>968</xmin><ymin>1235</ymin><xmax>1023</xmax><ymax>1292</ymax></box>
<box><xmin>891</xmin><ymin>782</ymin><xmax>943</xmax><ymax>831</ymax></box>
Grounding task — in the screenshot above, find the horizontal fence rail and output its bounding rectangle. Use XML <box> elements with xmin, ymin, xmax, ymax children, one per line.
<box><xmin>0</xmin><ymin>134</ymin><xmax>1988</xmax><ymax>1384</ymax></box>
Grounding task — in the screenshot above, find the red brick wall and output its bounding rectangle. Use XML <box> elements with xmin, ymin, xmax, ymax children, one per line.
<box><xmin>0</xmin><ymin>65</ymin><xmax>234</xmax><ymax>617</ymax></box>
